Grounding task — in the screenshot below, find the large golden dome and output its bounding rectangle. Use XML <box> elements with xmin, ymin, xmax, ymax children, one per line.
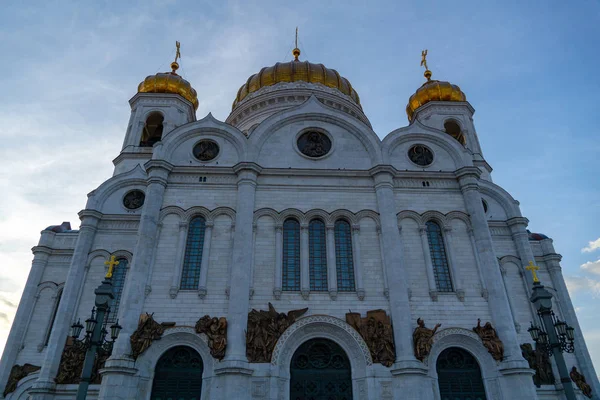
<box><xmin>406</xmin><ymin>69</ymin><xmax>466</xmax><ymax>121</ymax></box>
<box><xmin>138</xmin><ymin>62</ymin><xmax>199</xmax><ymax>110</ymax></box>
<box><xmin>232</xmin><ymin>48</ymin><xmax>360</xmax><ymax>110</ymax></box>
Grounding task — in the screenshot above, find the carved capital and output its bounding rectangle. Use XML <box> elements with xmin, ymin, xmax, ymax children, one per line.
<box><xmin>329</xmin><ymin>289</ymin><xmax>338</xmax><ymax>300</ymax></box>
<box><xmin>456</xmin><ymin>289</ymin><xmax>465</xmax><ymax>302</ymax></box>
<box><xmin>273</xmin><ymin>288</ymin><xmax>282</xmax><ymax>300</ymax></box>
<box><xmin>429</xmin><ymin>290</ymin><xmax>438</xmax><ymax>302</ymax></box>
<box><xmin>357</xmin><ymin>289</ymin><xmax>365</xmax><ymax>301</ymax></box>
<box><xmin>300</xmin><ymin>289</ymin><xmax>310</xmax><ymax>300</ymax></box>
<box><xmin>198</xmin><ymin>287</ymin><xmax>207</xmax><ymax>299</ymax></box>
<box><xmin>274</xmin><ymin>225</ymin><xmax>283</xmax><ymax>233</ymax></box>
<box><xmin>352</xmin><ymin>224</ymin><xmax>361</xmax><ymax>232</ymax></box>
<box><xmin>169</xmin><ymin>286</ymin><xmax>178</xmax><ymax>299</ymax></box>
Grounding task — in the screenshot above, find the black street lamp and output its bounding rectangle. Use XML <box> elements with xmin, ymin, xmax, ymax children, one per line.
<box><xmin>526</xmin><ymin>262</ymin><xmax>577</xmax><ymax>400</ymax></box>
<box><xmin>69</xmin><ymin>256</ymin><xmax>122</xmax><ymax>400</ymax></box>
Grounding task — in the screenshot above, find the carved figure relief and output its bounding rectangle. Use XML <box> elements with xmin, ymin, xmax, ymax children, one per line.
<box><xmin>130</xmin><ymin>313</ymin><xmax>165</xmax><ymax>359</ymax></box>
<box><xmin>55</xmin><ymin>337</ymin><xmax>106</xmax><ymax>384</ymax></box>
<box><xmin>473</xmin><ymin>319</ymin><xmax>504</xmax><ymax>361</ymax></box>
<box><xmin>193</xmin><ymin>140</ymin><xmax>220</xmax><ymax>161</ymax></box>
<box><xmin>408</xmin><ymin>144</ymin><xmax>434</xmax><ymax>166</ymax></box>
<box><xmin>123</xmin><ymin>190</ymin><xmax>145</xmax><ymax>210</ymax></box>
<box><xmin>4</xmin><ymin>363</ymin><xmax>40</xmax><ymax>396</ymax></box>
<box><xmin>195</xmin><ymin>315</ymin><xmax>228</xmax><ymax>360</ymax></box>
<box><xmin>520</xmin><ymin>343</ymin><xmax>555</xmax><ymax>387</ymax></box>
<box><xmin>570</xmin><ymin>366</ymin><xmax>593</xmax><ymax>398</ymax></box>
<box><xmin>346</xmin><ymin>310</ymin><xmax>395</xmax><ymax>367</ymax></box>
<box><xmin>246</xmin><ymin>303</ymin><xmax>308</xmax><ymax>363</ymax></box>
<box><xmin>297</xmin><ymin>131</ymin><xmax>331</xmax><ymax>158</ymax></box>
<box><xmin>412</xmin><ymin>318</ymin><xmax>441</xmax><ymax>361</ymax></box>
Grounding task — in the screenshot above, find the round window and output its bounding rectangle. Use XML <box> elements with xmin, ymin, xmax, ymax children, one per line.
<box><xmin>193</xmin><ymin>140</ymin><xmax>220</xmax><ymax>161</ymax></box>
<box><xmin>123</xmin><ymin>190</ymin><xmax>145</xmax><ymax>210</ymax></box>
<box><xmin>297</xmin><ymin>131</ymin><xmax>332</xmax><ymax>158</ymax></box>
<box><xmin>408</xmin><ymin>145</ymin><xmax>434</xmax><ymax>166</ymax></box>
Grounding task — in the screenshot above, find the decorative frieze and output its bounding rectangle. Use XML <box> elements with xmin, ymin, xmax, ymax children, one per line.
<box><xmin>346</xmin><ymin>310</ymin><xmax>395</xmax><ymax>367</ymax></box>
<box><xmin>195</xmin><ymin>315</ymin><xmax>227</xmax><ymax>360</ymax></box>
<box><xmin>130</xmin><ymin>313</ymin><xmax>165</xmax><ymax>359</ymax></box>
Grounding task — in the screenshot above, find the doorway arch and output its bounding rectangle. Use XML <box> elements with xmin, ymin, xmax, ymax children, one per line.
<box><xmin>436</xmin><ymin>347</ymin><xmax>486</xmax><ymax>400</ymax></box>
<box><xmin>150</xmin><ymin>345</ymin><xmax>203</xmax><ymax>400</ymax></box>
<box><xmin>290</xmin><ymin>338</ymin><xmax>352</xmax><ymax>400</ymax></box>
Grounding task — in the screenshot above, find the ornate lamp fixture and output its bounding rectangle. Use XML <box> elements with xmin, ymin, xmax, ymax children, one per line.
<box><xmin>528</xmin><ymin>310</ymin><xmax>575</xmax><ymax>356</ymax></box>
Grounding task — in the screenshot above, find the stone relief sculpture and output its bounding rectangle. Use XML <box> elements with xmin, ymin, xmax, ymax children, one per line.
<box><xmin>4</xmin><ymin>363</ymin><xmax>40</xmax><ymax>396</ymax></box>
<box><xmin>130</xmin><ymin>313</ymin><xmax>165</xmax><ymax>359</ymax></box>
<box><xmin>246</xmin><ymin>303</ymin><xmax>308</xmax><ymax>363</ymax></box>
<box><xmin>570</xmin><ymin>366</ymin><xmax>593</xmax><ymax>398</ymax></box>
<box><xmin>412</xmin><ymin>318</ymin><xmax>441</xmax><ymax>361</ymax></box>
<box><xmin>473</xmin><ymin>319</ymin><xmax>504</xmax><ymax>361</ymax></box>
<box><xmin>520</xmin><ymin>343</ymin><xmax>555</xmax><ymax>387</ymax></box>
<box><xmin>195</xmin><ymin>315</ymin><xmax>228</xmax><ymax>360</ymax></box>
<box><xmin>346</xmin><ymin>310</ymin><xmax>395</xmax><ymax>367</ymax></box>
<box><xmin>55</xmin><ymin>337</ymin><xmax>107</xmax><ymax>384</ymax></box>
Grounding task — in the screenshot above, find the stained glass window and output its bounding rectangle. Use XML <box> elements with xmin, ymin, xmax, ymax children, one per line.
<box><xmin>437</xmin><ymin>347</ymin><xmax>486</xmax><ymax>400</ymax></box>
<box><xmin>426</xmin><ymin>221</ymin><xmax>453</xmax><ymax>292</ymax></box>
<box><xmin>334</xmin><ymin>220</ymin><xmax>355</xmax><ymax>291</ymax></box>
<box><xmin>180</xmin><ymin>217</ymin><xmax>206</xmax><ymax>290</ymax></box>
<box><xmin>108</xmin><ymin>258</ymin><xmax>128</xmax><ymax>323</ymax></box>
<box><xmin>309</xmin><ymin>219</ymin><xmax>328</xmax><ymax>291</ymax></box>
<box><xmin>283</xmin><ymin>218</ymin><xmax>301</xmax><ymax>291</ymax></box>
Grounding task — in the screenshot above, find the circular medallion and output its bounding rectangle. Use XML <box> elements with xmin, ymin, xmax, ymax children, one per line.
<box><xmin>408</xmin><ymin>145</ymin><xmax>434</xmax><ymax>166</ymax></box>
<box><xmin>193</xmin><ymin>140</ymin><xmax>220</xmax><ymax>161</ymax></box>
<box><xmin>297</xmin><ymin>131</ymin><xmax>332</xmax><ymax>158</ymax></box>
<box><xmin>123</xmin><ymin>190</ymin><xmax>145</xmax><ymax>210</ymax></box>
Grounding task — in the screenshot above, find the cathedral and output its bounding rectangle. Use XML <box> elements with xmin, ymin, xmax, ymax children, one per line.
<box><xmin>0</xmin><ymin>42</ymin><xmax>598</xmax><ymax>400</ymax></box>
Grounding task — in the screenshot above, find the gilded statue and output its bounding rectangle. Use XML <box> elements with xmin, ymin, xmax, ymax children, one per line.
<box><xmin>130</xmin><ymin>313</ymin><xmax>165</xmax><ymax>359</ymax></box>
<box><xmin>195</xmin><ymin>315</ymin><xmax>228</xmax><ymax>360</ymax></box>
<box><xmin>246</xmin><ymin>303</ymin><xmax>308</xmax><ymax>363</ymax></box>
<box><xmin>413</xmin><ymin>318</ymin><xmax>441</xmax><ymax>361</ymax></box>
<box><xmin>4</xmin><ymin>363</ymin><xmax>40</xmax><ymax>396</ymax></box>
<box><xmin>346</xmin><ymin>310</ymin><xmax>395</xmax><ymax>367</ymax></box>
<box><xmin>520</xmin><ymin>343</ymin><xmax>555</xmax><ymax>387</ymax></box>
<box><xmin>473</xmin><ymin>319</ymin><xmax>504</xmax><ymax>361</ymax></box>
<box><xmin>570</xmin><ymin>366</ymin><xmax>593</xmax><ymax>398</ymax></box>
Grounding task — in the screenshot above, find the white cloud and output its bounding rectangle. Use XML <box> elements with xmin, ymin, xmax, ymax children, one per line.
<box><xmin>582</xmin><ymin>237</ymin><xmax>600</xmax><ymax>253</ymax></box>
<box><xmin>565</xmin><ymin>275</ymin><xmax>600</xmax><ymax>297</ymax></box>
<box><xmin>581</xmin><ymin>259</ymin><xmax>600</xmax><ymax>275</ymax></box>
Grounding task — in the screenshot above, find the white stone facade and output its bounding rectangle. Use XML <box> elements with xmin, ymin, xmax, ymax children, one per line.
<box><xmin>0</xmin><ymin>80</ymin><xmax>598</xmax><ymax>400</ymax></box>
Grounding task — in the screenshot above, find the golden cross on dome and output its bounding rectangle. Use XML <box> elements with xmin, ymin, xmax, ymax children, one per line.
<box><xmin>525</xmin><ymin>261</ymin><xmax>540</xmax><ymax>283</ymax></box>
<box><xmin>420</xmin><ymin>49</ymin><xmax>428</xmax><ymax>70</ymax></box>
<box><xmin>104</xmin><ymin>255</ymin><xmax>120</xmax><ymax>279</ymax></box>
<box><xmin>174</xmin><ymin>41</ymin><xmax>181</xmax><ymax>63</ymax></box>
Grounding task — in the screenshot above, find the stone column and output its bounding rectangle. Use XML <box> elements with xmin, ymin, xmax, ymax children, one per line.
<box><xmin>249</xmin><ymin>223</ymin><xmax>257</xmax><ymax>299</ymax></box>
<box><xmin>541</xmin><ymin>242</ymin><xmax>600</xmax><ymax>397</ymax></box>
<box><xmin>455</xmin><ymin>167</ymin><xmax>536</xmax><ymax>397</ymax></box>
<box><xmin>351</xmin><ymin>225</ymin><xmax>365</xmax><ymax>300</ymax></box>
<box><xmin>300</xmin><ymin>223</ymin><xmax>310</xmax><ymax>299</ymax></box>
<box><xmin>273</xmin><ymin>226</ymin><xmax>283</xmax><ymax>299</ymax></box>
<box><xmin>0</xmin><ymin>231</ymin><xmax>54</xmax><ymax>397</ymax></box>
<box><xmin>326</xmin><ymin>224</ymin><xmax>338</xmax><ymax>299</ymax></box>
<box><xmin>468</xmin><ymin>228</ymin><xmax>488</xmax><ymax>299</ymax></box>
<box><xmin>418</xmin><ymin>226</ymin><xmax>438</xmax><ymax>300</ymax></box>
<box><xmin>29</xmin><ymin>211</ymin><xmax>102</xmax><ymax>400</ymax></box>
<box><xmin>369</xmin><ymin>166</ymin><xmax>431</xmax><ymax>398</ymax></box>
<box><xmin>97</xmin><ymin>160</ymin><xmax>172</xmax><ymax>400</ymax></box>
<box><xmin>443</xmin><ymin>227</ymin><xmax>465</xmax><ymax>301</ymax></box>
<box><xmin>169</xmin><ymin>221</ymin><xmax>189</xmax><ymax>298</ymax></box>
<box><xmin>376</xmin><ymin>226</ymin><xmax>390</xmax><ymax>298</ymax></box>
<box><xmin>198</xmin><ymin>222</ymin><xmax>214</xmax><ymax>298</ymax></box>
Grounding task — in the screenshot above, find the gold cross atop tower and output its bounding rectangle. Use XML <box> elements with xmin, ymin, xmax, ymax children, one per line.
<box><xmin>104</xmin><ymin>255</ymin><xmax>120</xmax><ymax>279</ymax></box>
<box><xmin>171</xmin><ymin>41</ymin><xmax>181</xmax><ymax>73</ymax></box>
<box><xmin>292</xmin><ymin>27</ymin><xmax>301</xmax><ymax>61</ymax></box>
<box><xmin>525</xmin><ymin>261</ymin><xmax>540</xmax><ymax>283</ymax></box>
<box><xmin>421</xmin><ymin>49</ymin><xmax>432</xmax><ymax>81</ymax></box>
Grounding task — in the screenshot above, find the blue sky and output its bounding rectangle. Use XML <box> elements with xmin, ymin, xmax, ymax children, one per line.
<box><xmin>0</xmin><ymin>0</ymin><xmax>598</xmax><ymax>374</ymax></box>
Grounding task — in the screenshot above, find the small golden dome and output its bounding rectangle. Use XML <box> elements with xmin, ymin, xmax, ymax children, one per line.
<box><xmin>232</xmin><ymin>48</ymin><xmax>360</xmax><ymax>110</ymax></box>
<box><xmin>138</xmin><ymin>62</ymin><xmax>199</xmax><ymax>110</ymax></box>
<box><xmin>406</xmin><ymin>70</ymin><xmax>466</xmax><ymax>121</ymax></box>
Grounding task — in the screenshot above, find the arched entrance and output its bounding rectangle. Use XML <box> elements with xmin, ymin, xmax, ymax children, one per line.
<box><xmin>150</xmin><ymin>346</ymin><xmax>203</xmax><ymax>400</ymax></box>
<box><xmin>436</xmin><ymin>347</ymin><xmax>486</xmax><ymax>400</ymax></box>
<box><xmin>290</xmin><ymin>338</ymin><xmax>352</xmax><ymax>400</ymax></box>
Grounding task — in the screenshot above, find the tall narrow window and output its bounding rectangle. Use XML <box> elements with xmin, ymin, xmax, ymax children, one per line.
<box><xmin>140</xmin><ymin>112</ymin><xmax>164</xmax><ymax>147</ymax></box>
<box><xmin>334</xmin><ymin>220</ymin><xmax>355</xmax><ymax>291</ymax></box>
<box><xmin>44</xmin><ymin>289</ymin><xmax>63</xmax><ymax>345</ymax></box>
<box><xmin>426</xmin><ymin>221</ymin><xmax>453</xmax><ymax>292</ymax></box>
<box><xmin>108</xmin><ymin>258</ymin><xmax>129</xmax><ymax>322</ymax></box>
<box><xmin>282</xmin><ymin>218</ymin><xmax>301</xmax><ymax>291</ymax></box>
<box><xmin>309</xmin><ymin>219</ymin><xmax>327</xmax><ymax>291</ymax></box>
<box><xmin>180</xmin><ymin>216</ymin><xmax>207</xmax><ymax>290</ymax></box>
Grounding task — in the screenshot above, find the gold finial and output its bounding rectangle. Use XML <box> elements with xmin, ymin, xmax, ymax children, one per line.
<box><xmin>292</xmin><ymin>27</ymin><xmax>300</xmax><ymax>61</ymax></box>
<box><xmin>526</xmin><ymin>261</ymin><xmax>540</xmax><ymax>283</ymax></box>
<box><xmin>421</xmin><ymin>49</ymin><xmax>432</xmax><ymax>81</ymax></box>
<box><xmin>104</xmin><ymin>255</ymin><xmax>120</xmax><ymax>279</ymax></box>
<box><xmin>171</xmin><ymin>41</ymin><xmax>181</xmax><ymax>73</ymax></box>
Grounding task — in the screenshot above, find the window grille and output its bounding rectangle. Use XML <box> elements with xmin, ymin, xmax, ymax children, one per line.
<box><xmin>282</xmin><ymin>218</ymin><xmax>301</xmax><ymax>291</ymax></box>
<box><xmin>180</xmin><ymin>217</ymin><xmax>206</xmax><ymax>290</ymax></box>
<box><xmin>334</xmin><ymin>220</ymin><xmax>355</xmax><ymax>291</ymax></box>
<box><xmin>309</xmin><ymin>219</ymin><xmax>327</xmax><ymax>291</ymax></box>
<box><xmin>426</xmin><ymin>221</ymin><xmax>453</xmax><ymax>292</ymax></box>
<box><xmin>108</xmin><ymin>258</ymin><xmax>129</xmax><ymax>322</ymax></box>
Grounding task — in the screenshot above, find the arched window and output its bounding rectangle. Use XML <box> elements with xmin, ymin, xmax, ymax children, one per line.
<box><xmin>437</xmin><ymin>347</ymin><xmax>486</xmax><ymax>400</ymax></box>
<box><xmin>108</xmin><ymin>258</ymin><xmax>129</xmax><ymax>322</ymax></box>
<box><xmin>309</xmin><ymin>219</ymin><xmax>327</xmax><ymax>291</ymax></box>
<box><xmin>334</xmin><ymin>220</ymin><xmax>355</xmax><ymax>291</ymax></box>
<box><xmin>426</xmin><ymin>221</ymin><xmax>453</xmax><ymax>292</ymax></box>
<box><xmin>140</xmin><ymin>112</ymin><xmax>164</xmax><ymax>147</ymax></box>
<box><xmin>180</xmin><ymin>217</ymin><xmax>207</xmax><ymax>290</ymax></box>
<box><xmin>282</xmin><ymin>218</ymin><xmax>301</xmax><ymax>291</ymax></box>
<box><xmin>444</xmin><ymin>119</ymin><xmax>466</xmax><ymax>146</ymax></box>
<box><xmin>150</xmin><ymin>346</ymin><xmax>203</xmax><ymax>399</ymax></box>
<box><xmin>44</xmin><ymin>288</ymin><xmax>63</xmax><ymax>345</ymax></box>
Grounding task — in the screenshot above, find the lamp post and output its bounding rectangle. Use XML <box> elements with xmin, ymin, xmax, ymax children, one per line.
<box><xmin>69</xmin><ymin>256</ymin><xmax>122</xmax><ymax>400</ymax></box>
<box><xmin>526</xmin><ymin>262</ymin><xmax>577</xmax><ymax>400</ymax></box>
